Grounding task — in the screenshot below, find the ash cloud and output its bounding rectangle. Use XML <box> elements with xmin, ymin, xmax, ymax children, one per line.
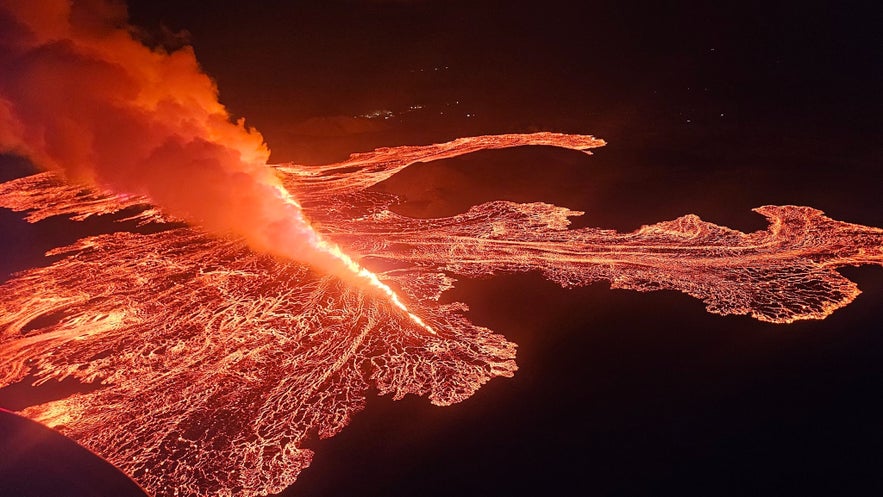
<box><xmin>0</xmin><ymin>0</ymin><xmax>339</xmax><ymax>271</ymax></box>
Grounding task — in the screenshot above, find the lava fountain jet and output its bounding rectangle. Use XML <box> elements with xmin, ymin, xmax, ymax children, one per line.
<box><xmin>2</xmin><ymin>132</ymin><xmax>882</xmax><ymax>497</ymax></box>
<box><xmin>1</xmin><ymin>2</ymin><xmax>883</xmax><ymax>497</ymax></box>
<box><xmin>0</xmin><ymin>0</ymin><xmax>432</xmax><ymax>332</ymax></box>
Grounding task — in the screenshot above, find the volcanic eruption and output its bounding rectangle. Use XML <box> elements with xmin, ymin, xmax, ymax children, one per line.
<box><xmin>1</xmin><ymin>2</ymin><xmax>882</xmax><ymax>497</ymax></box>
<box><xmin>0</xmin><ymin>0</ymin><xmax>430</xmax><ymax>332</ymax></box>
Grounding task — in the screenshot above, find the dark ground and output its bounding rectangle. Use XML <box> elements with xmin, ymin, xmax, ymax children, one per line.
<box><xmin>2</xmin><ymin>1</ymin><xmax>881</xmax><ymax>496</ymax></box>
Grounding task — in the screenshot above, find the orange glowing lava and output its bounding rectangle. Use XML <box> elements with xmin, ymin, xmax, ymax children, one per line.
<box><xmin>270</xmin><ymin>185</ymin><xmax>435</xmax><ymax>334</ymax></box>
<box><xmin>1</xmin><ymin>133</ymin><xmax>882</xmax><ymax>497</ymax></box>
<box><xmin>0</xmin><ymin>0</ymin><xmax>426</xmax><ymax>331</ymax></box>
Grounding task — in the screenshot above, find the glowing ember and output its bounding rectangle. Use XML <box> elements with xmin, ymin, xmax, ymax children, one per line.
<box><xmin>1</xmin><ymin>133</ymin><xmax>882</xmax><ymax>496</ymax></box>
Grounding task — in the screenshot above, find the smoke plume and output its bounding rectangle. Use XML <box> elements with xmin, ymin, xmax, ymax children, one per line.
<box><xmin>0</xmin><ymin>0</ymin><xmax>344</xmax><ymax>272</ymax></box>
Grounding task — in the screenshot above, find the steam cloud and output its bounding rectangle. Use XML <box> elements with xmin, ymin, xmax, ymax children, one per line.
<box><xmin>0</xmin><ymin>0</ymin><xmax>342</xmax><ymax>271</ymax></box>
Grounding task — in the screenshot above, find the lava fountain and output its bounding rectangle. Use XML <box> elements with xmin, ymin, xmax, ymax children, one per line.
<box><xmin>1</xmin><ymin>2</ymin><xmax>882</xmax><ymax>497</ymax></box>
<box><xmin>0</xmin><ymin>0</ymin><xmax>430</xmax><ymax>333</ymax></box>
<box><xmin>2</xmin><ymin>132</ymin><xmax>882</xmax><ymax>497</ymax></box>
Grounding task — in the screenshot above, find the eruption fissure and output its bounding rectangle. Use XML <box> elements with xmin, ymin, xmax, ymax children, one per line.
<box><xmin>313</xmin><ymin>233</ymin><xmax>436</xmax><ymax>334</ymax></box>
<box><xmin>0</xmin><ymin>0</ymin><xmax>431</xmax><ymax>333</ymax></box>
<box><xmin>1</xmin><ymin>2</ymin><xmax>882</xmax><ymax>497</ymax></box>
<box><xmin>2</xmin><ymin>133</ymin><xmax>882</xmax><ymax>497</ymax></box>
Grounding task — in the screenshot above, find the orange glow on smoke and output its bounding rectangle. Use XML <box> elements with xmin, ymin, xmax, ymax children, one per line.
<box><xmin>1</xmin><ymin>132</ymin><xmax>882</xmax><ymax>497</ymax></box>
<box><xmin>1</xmin><ymin>3</ymin><xmax>881</xmax><ymax>497</ymax></box>
<box><xmin>0</xmin><ymin>0</ymin><xmax>432</xmax><ymax>332</ymax></box>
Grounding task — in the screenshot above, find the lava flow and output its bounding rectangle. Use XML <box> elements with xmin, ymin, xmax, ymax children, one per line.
<box><xmin>275</xmin><ymin>184</ymin><xmax>435</xmax><ymax>334</ymax></box>
<box><xmin>1</xmin><ymin>2</ymin><xmax>882</xmax><ymax>497</ymax></box>
<box><xmin>0</xmin><ymin>0</ymin><xmax>429</xmax><ymax>334</ymax></box>
<box><xmin>1</xmin><ymin>132</ymin><xmax>883</xmax><ymax>497</ymax></box>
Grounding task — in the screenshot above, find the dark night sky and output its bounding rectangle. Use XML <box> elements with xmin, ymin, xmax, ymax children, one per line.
<box><xmin>2</xmin><ymin>1</ymin><xmax>882</xmax><ymax>496</ymax></box>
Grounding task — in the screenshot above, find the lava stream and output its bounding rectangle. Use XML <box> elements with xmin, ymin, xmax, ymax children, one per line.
<box><xmin>1</xmin><ymin>132</ymin><xmax>881</xmax><ymax>497</ymax></box>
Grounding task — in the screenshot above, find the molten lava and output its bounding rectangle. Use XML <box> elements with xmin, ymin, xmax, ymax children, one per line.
<box><xmin>2</xmin><ymin>3</ymin><xmax>879</xmax><ymax>496</ymax></box>
<box><xmin>0</xmin><ymin>0</ymin><xmax>430</xmax><ymax>335</ymax></box>
<box><xmin>1</xmin><ymin>132</ymin><xmax>882</xmax><ymax>497</ymax></box>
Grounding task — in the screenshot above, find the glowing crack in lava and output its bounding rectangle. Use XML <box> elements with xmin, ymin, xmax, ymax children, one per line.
<box><xmin>0</xmin><ymin>0</ymin><xmax>427</xmax><ymax>336</ymax></box>
<box><xmin>1</xmin><ymin>132</ymin><xmax>883</xmax><ymax>496</ymax></box>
